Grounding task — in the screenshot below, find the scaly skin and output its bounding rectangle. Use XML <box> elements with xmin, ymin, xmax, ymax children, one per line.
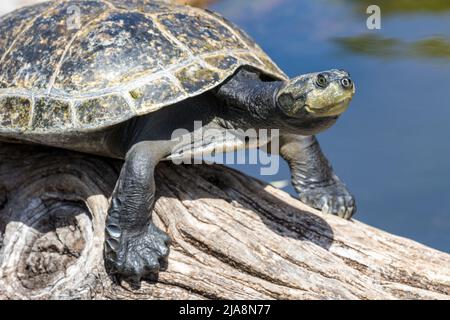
<box><xmin>280</xmin><ymin>135</ymin><xmax>356</xmax><ymax>219</ymax></box>
<box><xmin>104</xmin><ymin>141</ymin><xmax>171</xmax><ymax>284</ymax></box>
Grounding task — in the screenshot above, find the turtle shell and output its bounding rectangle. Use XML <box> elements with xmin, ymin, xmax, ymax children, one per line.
<box><xmin>0</xmin><ymin>0</ymin><xmax>287</xmax><ymax>134</ymax></box>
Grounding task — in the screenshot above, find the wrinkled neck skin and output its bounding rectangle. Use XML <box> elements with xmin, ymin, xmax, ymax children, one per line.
<box><xmin>215</xmin><ymin>71</ymin><xmax>283</xmax><ymax>129</ymax></box>
<box><xmin>215</xmin><ymin>70</ymin><xmax>339</xmax><ymax>136</ymax></box>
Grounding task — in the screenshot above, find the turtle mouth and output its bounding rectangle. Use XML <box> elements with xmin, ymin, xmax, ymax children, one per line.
<box><xmin>305</xmin><ymin>98</ymin><xmax>351</xmax><ymax>117</ymax></box>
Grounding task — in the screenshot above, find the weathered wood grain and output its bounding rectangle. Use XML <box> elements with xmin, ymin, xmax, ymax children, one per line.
<box><xmin>0</xmin><ymin>142</ymin><xmax>449</xmax><ymax>300</ymax></box>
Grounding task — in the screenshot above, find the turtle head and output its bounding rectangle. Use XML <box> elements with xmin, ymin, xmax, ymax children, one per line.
<box><xmin>276</xmin><ymin>69</ymin><xmax>355</xmax><ymax>119</ymax></box>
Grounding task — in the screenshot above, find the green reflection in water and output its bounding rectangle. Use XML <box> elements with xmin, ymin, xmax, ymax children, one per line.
<box><xmin>412</xmin><ymin>37</ymin><xmax>450</xmax><ymax>59</ymax></box>
<box><xmin>342</xmin><ymin>0</ymin><xmax>450</xmax><ymax>15</ymax></box>
<box><xmin>334</xmin><ymin>34</ymin><xmax>450</xmax><ymax>60</ymax></box>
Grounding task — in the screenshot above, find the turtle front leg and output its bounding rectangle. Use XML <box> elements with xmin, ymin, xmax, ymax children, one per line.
<box><xmin>279</xmin><ymin>134</ymin><xmax>356</xmax><ymax>219</ymax></box>
<box><xmin>104</xmin><ymin>141</ymin><xmax>171</xmax><ymax>285</ymax></box>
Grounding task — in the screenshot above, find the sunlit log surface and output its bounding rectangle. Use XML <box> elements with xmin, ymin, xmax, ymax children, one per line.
<box><xmin>0</xmin><ymin>142</ymin><xmax>449</xmax><ymax>299</ymax></box>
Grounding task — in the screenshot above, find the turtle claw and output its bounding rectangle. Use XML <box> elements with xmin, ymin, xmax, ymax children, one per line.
<box><xmin>105</xmin><ymin>223</ymin><xmax>171</xmax><ymax>285</ymax></box>
<box><xmin>299</xmin><ymin>179</ymin><xmax>357</xmax><ymax>220</ymax></box>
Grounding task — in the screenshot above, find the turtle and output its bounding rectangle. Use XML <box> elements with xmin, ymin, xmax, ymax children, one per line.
<box><xmin>0</xmin><ymin>0</ymin><xmax>356</xmax><ymax>283</ymax></box>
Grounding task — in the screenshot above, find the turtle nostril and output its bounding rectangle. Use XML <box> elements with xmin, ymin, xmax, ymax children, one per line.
<box><xmin>341</xmin><ymin>77</ymin><xmax>353</xmax><ymax>89</ymax></box>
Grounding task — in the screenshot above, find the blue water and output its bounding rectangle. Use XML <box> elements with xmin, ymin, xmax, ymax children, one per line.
<box><xmin>211</xmin><ymin>0</ymin><xmax>450</xmax><ymax>253</ymax></box>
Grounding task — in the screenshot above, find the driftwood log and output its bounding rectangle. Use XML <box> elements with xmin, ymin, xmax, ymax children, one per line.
<box><xmin>0</xmin><ymin>142</ymin><xmax>449</xmax><ymax>300</ymax></box>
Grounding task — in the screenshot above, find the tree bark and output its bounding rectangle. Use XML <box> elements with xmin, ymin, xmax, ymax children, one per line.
<box><xmin>0</xmin><ymin>142</ymin><xmax>449</xmax><ymax>300</ymax></box>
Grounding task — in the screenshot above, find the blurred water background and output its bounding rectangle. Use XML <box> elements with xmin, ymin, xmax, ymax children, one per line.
<box><xmin>1</xmin><ymin>0</ymin><xmax>449</xmax><ymax>253</ymax></box>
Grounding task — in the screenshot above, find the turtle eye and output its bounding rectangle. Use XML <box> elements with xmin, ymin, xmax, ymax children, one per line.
<box><xmin>316</xmin><ymin>74</ymin><xmax>328</xmax><ymax>88</ymax></box>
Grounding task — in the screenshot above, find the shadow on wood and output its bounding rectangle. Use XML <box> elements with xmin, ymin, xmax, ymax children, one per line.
<box><xmin>0</xmin><ymin>142</ymin><xmax>449</xmax><ymax>299</ymax></box>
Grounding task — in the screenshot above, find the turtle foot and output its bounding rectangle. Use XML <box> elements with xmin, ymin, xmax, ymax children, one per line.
<box><xmin>298</xmin><ymin>178</ymin><xmax>356</xmax><ymax>220</ymax></box>
<box><xmin>104</xmin><ymin>223</ymin><xmax>171</xmax><ymax>286</ymax></box>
